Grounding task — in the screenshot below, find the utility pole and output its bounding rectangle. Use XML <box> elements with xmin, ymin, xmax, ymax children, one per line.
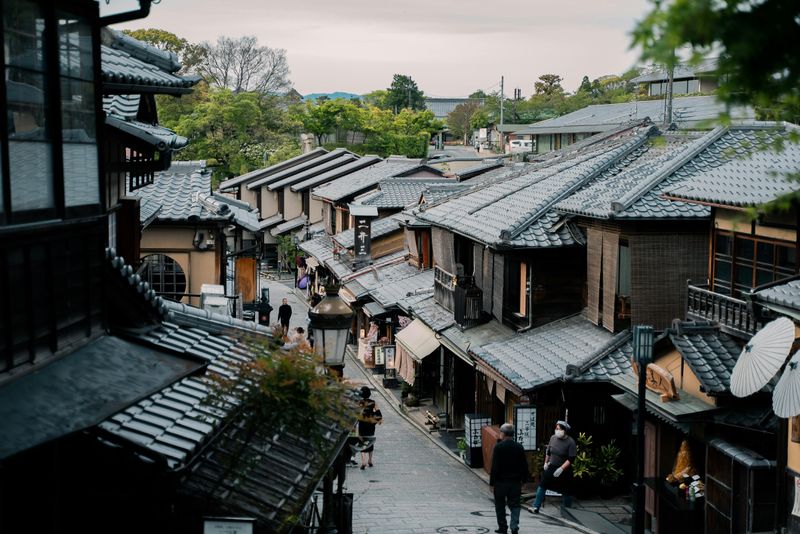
<box><xmin>499</xmin><ymin>76</ymin><xmax>504</xmax><ymax>153</ymax></box>
<box><xmin>665</xmin><ymin>50</ymin><xmax>675</xmax><ymax>125</ymax></box>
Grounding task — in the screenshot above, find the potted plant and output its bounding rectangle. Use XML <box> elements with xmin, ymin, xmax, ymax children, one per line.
<box><xmin>571</xmin><ymin>432</ymin><xmax>597</xmax><ymax>498</ymax></box>
<box><xmin>595</xmin><ymin>440</ymin><xmax>623</xmax><ymax>498</ymax></box>
<box><xmin>456</xmin><ymin>436</ymin><xmax>468</xmax><ymax>462</ymax></box>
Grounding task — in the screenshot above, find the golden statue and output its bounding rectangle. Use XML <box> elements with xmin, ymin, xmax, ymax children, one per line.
<box><xmin>666</xmin><ymin>440</ymin><xmax>697</xmax><ymax>483</ymax></box>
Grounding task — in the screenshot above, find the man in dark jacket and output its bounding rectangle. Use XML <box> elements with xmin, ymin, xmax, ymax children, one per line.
<box><xmin>277</xmin><ymin>298</ymin><xmax>292</xmax><ymax>336</ymax></box>
<box><xmin>490</xmin><ymin>423</ymin><xmax>528</xmax><ymax>534</ymax></box>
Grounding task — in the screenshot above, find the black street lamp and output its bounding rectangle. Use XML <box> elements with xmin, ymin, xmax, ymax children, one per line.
<box><xmin>632</xmin><ymin>324</ymin><xmax>654</xmax><ymax>534</ymax></box>
<box><xmin>308</xmin><ymin>285</ymin><xmax>354</xmax><ymax>378</ymax></box>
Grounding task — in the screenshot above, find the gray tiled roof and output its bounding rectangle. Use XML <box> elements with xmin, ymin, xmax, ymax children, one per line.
<box><xmin>514</xmin><ymin>96</ymin><xmax>753</xmax><ymax>135</ymax></box>
<box><xmin>266</xmin><ymin>150</ymin><xmax>358</xmax><ymax>191</ymax></box>
<box><xmin>631</xmin><ymin>59</ymin><xmax>718</xmax><ymax>83</ymax></box>
<box><xmin>291</xmin><ymin>156</ymin><xmax>382</xmax><ymax>192</ymax></box>
<box><xmin>472</xmin><ymin>314</ymin><xmax>616</xmax><ymax>392</ymax></box>
<box><xmin>571</xmin><ymin>340</ymin><xmax>634</xmax><ymax>383</ymax></box>
<box><xmin>106</xmin><ymin>114</ymin><xmax>188</xmax><ymax>151</ymax></box>
<box><xmin>333</xmin><ymin>214</ymin><xmax>404</xmax><ymax>249</ymax></box>
<box><xmin>415</xmin><ymin>128</ymin><xmax>650</xmax><ymax>248</ymax></box>
<box><xmin>103</xmin><ymin>94</ymin><xmax>140</xmax><ymax>119</ymax></box>
<box><xmin>369</xmin><ymin>268</ymin><xmax>433</xmax><ymax>308</ymax></box>
<box><xmin>129</xmin><ymin>162</ymin><xmax>260</xmax><ymax>230</ymax></box>
<box><xmin>357</xmin><ymin>178</ymin><xmax>457</xmax><ymax>209</ymax></box>
<box><xmin>752</xmin><ymin>277</ymin><xmax>800</xmax><ymax>312</ymax></box>
<box><xmin>664</xmin><ymin>125</ymin><xmax>800</xmax><ymax>207</ymax></box>
<box><xmin>299</xmin><ymin>235</ymin><xmax>354</xmax><ymax>280</ymax></box>
<box><xmin>219</xmin><ymin>148</ymin><xmax>328</xmax><ymax>192</ymax></box>
<box><xmin>248</xmin><ymin>149</ymin><xmax>354</xmax><ymax>190</ymax></box>
<box><xmin>439</xmin><ymin>320</ymin><xmax>516</xmax><ymax>358</ymax></box>
<box><xmin>425</xmin><ymin>97</ymin><xmax>483</xmax><ymax>119</ymax></box>
<box><xmin>669</xmin><ymin>322</ymin><xmax>741</xmax><ymax>394</ymax></box>
<box><xmin>402</xmin><ymin>295</ymin><xmax>455</xmax><ymax>332</ymax></box>
<box><xmin>312</xmin><ymin>158</ymin><xmax>425</xmax><ymax>203</ymax></box>
<box><xmin>101</xmin><ymin>35</ymin><xmax>199</xmax><ymax>93</ymax></box>
<box><xmin>271</xmin><ymin>214</ymin><xmax>307</xmax><ymax>236</ymax></box>
<box><xmin>555</xmin><ymin>130</ymin><xmax>713</xmax><ymax>220</ymax></box>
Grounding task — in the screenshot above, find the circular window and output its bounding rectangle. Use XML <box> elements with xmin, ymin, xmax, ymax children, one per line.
<box><xmin>137</xmin><ymin>254</ymin><xmax>187</xmax><ymax>302</ymax></box>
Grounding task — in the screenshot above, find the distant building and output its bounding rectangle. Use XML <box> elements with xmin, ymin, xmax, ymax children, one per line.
<box><xmin>631</xmin><ymin>58</ymin><xmax>719</xmax><ymax>97</ymax></box>
<box><xmin>425</xmin><ymin>97</ymin><xmax>484</xmax><ymax>120</ymax></box>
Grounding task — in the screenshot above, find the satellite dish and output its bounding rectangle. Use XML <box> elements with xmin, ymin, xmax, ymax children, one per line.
<box><xmin>730</xmin><ymin>317</ymin><xmax>795</xmax><ymax>398</ymax></box>
<box><xmin>773</xmin><ymin>350</ymin><xmax>800</xmax><ymax>418</ymax></box>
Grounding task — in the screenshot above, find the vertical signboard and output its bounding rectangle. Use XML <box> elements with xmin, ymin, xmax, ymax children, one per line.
<box><xmin>513</xmin><ymin>405</ymin><xmax>536</xmax><ymax>451</ymax></box>
<box><xmin>464</xmin><ymin>413</ymin><xmax>491</xmax><ymax>468</ymax></box>
<box><xmin>354</xmin><ymin>216</ymin><xmax>371</xmax><ymax>265</ymax></box>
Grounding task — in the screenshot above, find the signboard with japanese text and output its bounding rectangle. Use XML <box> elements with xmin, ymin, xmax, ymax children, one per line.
<box><xmin>373</xmin><ymin>345</ymin><xmax>385</xmax><ymax>366</ymax></box>
<box><xmin>513</xmin><ymin>405</ymin><xmax>537</xmax><ymax>451</ymax></box>
<box><xmin>203</xmin><ymin>517</ymin><xmax>254</xmax><ymax>534</ymax></box>
<box><xmin>354</xmin><ymin>217</ymin><xmax>371</xmax><ymax>264</ymax></box>
<box><xmin>465</xmin><ymin>414</ymin><xmax>491</xmax><ymax>448</ymax></box>
<box><xmin>384</xmin><ymin>345</ymin><xmax>396</xmax><ymax>369</ymax></box>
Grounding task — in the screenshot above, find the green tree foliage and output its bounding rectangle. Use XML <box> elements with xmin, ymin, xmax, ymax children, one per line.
<box><xmin>362</xmin><ymin>89</ymin><xmax>391</xmax><ymax>110</ymax></box>
<box><xmin>161</xmin><ymin>86</ymin><xmax>299</xmax><ymax>183</ymax></box>
<box><xmin>632</xmin><ymin>0</ymin><xmax>800</xmax><ymax>121</ymax></box>
<box><xmin>122</xmin><ymin>28</ymin><xmax>205</xmax><ymax>73</ymax></box>
<box><xmin>386</xmin><ymin>74</ymin><xmax>426</xmax><ymax>112</ymax></box>
<box><xmin>578</xmin><ymin>75</ymin><xmax>593</xmax><ymax>93</ymax></box>
<box><xmin>446</xmin><ymin>100</ymin><xmax>483</xmax><ymax>143</ymax></box>
<box><xmin>534</xmin><ymin>74</ymin><xmax>564</xmax><ymax>96</ymax></box>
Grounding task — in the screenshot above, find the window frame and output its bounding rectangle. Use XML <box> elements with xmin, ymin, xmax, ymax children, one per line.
<box><xmin>0</xmin><ymin>0</ymin><xmax>103</xmax><ymax>227</ymax></box>
<box><xmin>712</xmin><ymin>230</ymin><xmax>797</xmax><ymax>295</ymax></box>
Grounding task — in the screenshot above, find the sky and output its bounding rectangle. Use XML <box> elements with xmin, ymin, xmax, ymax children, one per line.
<box><xmin>111</xmin><ymin>0</ymin><xmax>653</xmax><ymax>98</ymax></box>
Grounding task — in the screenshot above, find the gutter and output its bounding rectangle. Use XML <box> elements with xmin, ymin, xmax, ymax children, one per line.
<box><xmin>100</xmin><ymin>0</ymin><xmax>152</xmax><ymax>25</ymax></box>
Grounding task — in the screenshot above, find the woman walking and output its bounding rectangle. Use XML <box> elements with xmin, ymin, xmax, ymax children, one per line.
<box><xmin>356</xmin><ymin>386</ymin><xmax>382</xmax><ymax>469</ymax></box>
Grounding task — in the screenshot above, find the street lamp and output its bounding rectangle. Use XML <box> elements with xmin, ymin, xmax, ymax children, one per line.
<box><xmin>632</xmin><ymin>325</ymin><xmax>654</xmax><ymax>534</ymax></box>
<box><xmin>308</xmin><ymin>285</ymin><xmax>354</xmax><ymax>378</ymax></box>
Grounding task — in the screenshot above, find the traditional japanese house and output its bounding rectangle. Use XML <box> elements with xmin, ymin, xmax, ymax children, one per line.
<box><xmin>0</xmin><ymin>5</ymin><xmax>352</xmax><ymax>531</ymax></box>
<box><xmin>127</xmin><ymin>161</ymin><xmax>263</xmax><ymax>307</ymax></box>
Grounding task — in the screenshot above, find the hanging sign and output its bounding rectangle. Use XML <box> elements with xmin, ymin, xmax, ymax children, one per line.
<box><xmin>513</xmin><ymin>405</ymin><xmax>537</xmax><ymax>451</ymax></box>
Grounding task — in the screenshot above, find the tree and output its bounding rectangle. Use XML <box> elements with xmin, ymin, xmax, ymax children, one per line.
<box><xmin>201</xmin><ymin>35</ymin><xmax>291</xmax><ymax>94</ymax></box>
<box><xmin>292</xmin><ymin>100</ymin><xmax>339</xmax><ymax>146</ymax></box>
<box><xmin>386</xmin><ymin>74</ymin><xmax>425</xmax><ymax>112</ymax></box>
<box><xmin>362</xmin><ymin>89</ymin><xmax>391</xmax><ymax>110</ymax></box>
<box><xmin>122</xmin><ymin>28</ymin><xmax>205</xmax><ymax>73</ymax></box>
<box><xmin>469</xmin><ymin>89</ymin><xmax>488</xmax><ymax>99</ymax></box>
<box><xmin>632</xmin><ymin>0</ymin><xmax>800</xmax><ymax>120</ymax></box>
<box><xmin>578</xmin><ymin>75</ymin><xmax>593</xmax><ymax>93</ymax></box>
<box><xmin>447</xmin><ymin>101</ymin><xmax>483</xmax><ymax>144</ymax></box>
<box><xmin>534</xmin><ymin>74</ymin><xmax>564</xmax><ymax>96</ymax></box>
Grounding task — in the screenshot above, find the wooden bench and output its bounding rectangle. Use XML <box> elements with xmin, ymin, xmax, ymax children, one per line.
<box><xmin>424</xmin><ymin>410</ymin><xmax>440</xmax><ymax>432</ymax></box>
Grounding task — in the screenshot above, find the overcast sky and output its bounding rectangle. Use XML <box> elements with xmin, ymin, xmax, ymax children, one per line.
<box><xmin>112</xmin><ymin>0</ymin><xmax>652</xmax><ymax>98</ymax></box>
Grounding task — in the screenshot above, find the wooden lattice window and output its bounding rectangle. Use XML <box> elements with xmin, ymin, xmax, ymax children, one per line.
<box><xmin>137</xmin><ymin>253</ymin><xmax>186</xmax><ymax>301</ymax></box>
<box><xmin>127</xmin><ymin>148</ymin><xmax>155</xmax><ymax>191</ymax></box>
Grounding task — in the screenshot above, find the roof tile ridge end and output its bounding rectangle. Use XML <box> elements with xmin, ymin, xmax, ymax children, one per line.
<box><xmin>609</xmin><ymin>125</ymin><xmax>728</xmax><ymax>216</ymax></box>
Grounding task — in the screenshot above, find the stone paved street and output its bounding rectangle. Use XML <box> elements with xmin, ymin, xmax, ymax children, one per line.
<box><xmin>342</xmin><ymin>355</ymin><xmax>582</xmax><ymax>534</ymax></box>
<box><xmin>260</xmin><ymin>277</ymin><xmax>588</xmax><ymax>534</ymax></box>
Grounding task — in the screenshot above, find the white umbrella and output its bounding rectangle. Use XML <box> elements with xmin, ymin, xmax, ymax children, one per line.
<box><xmin>730</xmin><ymin>317</ymin><xmax>795</xmax><ymax>398</ymax></box>
<box><xmin>773</xmin><ymin>351</ymin><xmax>800</xmax><ymax>418</ymax></box>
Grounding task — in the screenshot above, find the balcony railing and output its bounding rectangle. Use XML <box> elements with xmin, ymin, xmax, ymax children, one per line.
<box><xmin>686</xmin><ymin>282</ymin><xmax>760</xmax><ymax>337</ymax></box>
<box><xmin>434</xmin><ymin>265</ymin><xmax>456</xmax><ymax>312</ymax></box>
<box><xmin>434</xmin><ymin>265</ymin><xmax>483</xmax><ymax>328</ymax></box>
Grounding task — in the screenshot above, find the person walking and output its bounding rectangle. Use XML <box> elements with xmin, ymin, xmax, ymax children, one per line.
<box><xmin>533</xmin><ymin>420</ymin><xmax>577</xmax><ymax>514</ymax></box>
<box><xmin>277</xmin><ymin>297</ymin><xmax>292</xmax><ymax>337</ymax></box>
<box><xmin>490</xmin><ymin>423</ymin><xmax>528</xmax><ymax>534</ymax></box>
<box><xmin>356</xmin><ymin>386</ymin><xmax>382</xmax><ymax>469</ymax></box>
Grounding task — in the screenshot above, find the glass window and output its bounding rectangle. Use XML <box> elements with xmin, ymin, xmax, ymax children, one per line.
<box><xmin>735</xmin><ymin>265</ymin><xmax>753</xmax><ymax>287</ymax></box>
<box><xmin>756</xmin><ymin>242</ymin><xmax>774</xmax><ymax>266</ymax></box>
<box><xmin>714</xmin><ymin>259</ymin><xmax>731</xmax><ymax>286</ymax></box>
<box><xmin>673</xmin><ymin>80</ymin><xmax>689</xmax><ymax>94</ymax></box>
<box><xmin>618</xmin><ymin>243</ymin><xmax>631</xmax><ymax>295</ymax></box>
<box><xmin>58</xmin><ymin>12</ymin><xmax>99</xmax><ymax>209</ymax></box>
<box><xmin>735</xmin><ymin>237</ymin><xmax>754</xmax><ymax>260</ymax></box>
<box><xmin>716</xmin><ymin>234</ymin><xmax>731</xmax><ymax>256</ymax></box>
<box><xmin>4</xmin><ymin>0</ymin><xmax>54</xmax><ymax>215</ymax></box>
<box><xmin>777</xmin><ymin>245</ymin><xmax>797</xmax><ymax>270</ymax></box>
<box><xmin>137</xmin><ymin>254</ymin><xmax>187</xmax><ymax>301</ymax></box>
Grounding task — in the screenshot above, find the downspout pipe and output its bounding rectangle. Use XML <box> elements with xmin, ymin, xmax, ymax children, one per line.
<box><xmin>100</xmin><ymin>0</ymin><xmax>153</xmax><ymax>26</ymax></box>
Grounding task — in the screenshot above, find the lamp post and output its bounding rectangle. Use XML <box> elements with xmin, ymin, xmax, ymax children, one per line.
<box><xmin>307</xmin><ymin>284</ymin><xmax>354</xmax><ymax>378</ymax></box>
<box><xmin>632</xmin><ymin>325</ymin><xmax>654</xmax><ymax>534</ymax></box>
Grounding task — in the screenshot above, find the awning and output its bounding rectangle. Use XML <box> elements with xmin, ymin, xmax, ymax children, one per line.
<box><xmin>305</xmin><ymin>257</ymin><xmax>320</xmax><ymax>270</ymax></box>
<box><xmin>363</xmin><ymin>301</ymin><xmax>390</xmax><ymax>318</ymax></box>
<box><xmin>0</xmin><ymin>335</ymin><xmax>205</xmax><ymax>459</ymax></box>
<box><xmin>395</xmin><ymin>319</ymin><xmax>439</xmax><ymax>362</ymax></box>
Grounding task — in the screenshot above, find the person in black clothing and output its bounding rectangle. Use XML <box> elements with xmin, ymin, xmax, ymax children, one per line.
<box><xmin>490</xmin><ymin>423</ymin><xmax>528</xmax><ymax>534</ymax></box>
<box><xmin>277</xmin><ymin>298</ymin><xmax>292</xmax><ymax>336</ymax></box>
<box><xmin>356</xmin><ymin>386</ymin><xmax>382</xmax><ymax>469</ymax></box>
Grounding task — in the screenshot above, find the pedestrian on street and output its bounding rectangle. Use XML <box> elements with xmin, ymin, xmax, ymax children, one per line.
<box><xmin>356</xmin><ymin>386</ymin><xmax>382</xmax><ymax>470</ymax></box>
<box><xmin>277</xmin><ymin>298</ymin><xmax>292</xmax><ymax>337</ymax></box>
<box><xmin>490</xmin><ymin>423</ymin><xmax>528</xmax><ymax>534</ymax></box>
<box><xmin>533</xmin><ymin>420</ymin><xmax>576</xmax><ymax>514</ymax></box>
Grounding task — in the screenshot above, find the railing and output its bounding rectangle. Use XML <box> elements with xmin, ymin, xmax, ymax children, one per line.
<box><xmin>434</xmin><ymin>265</ymin><xmax>456</xmax><ymax>312</ymax></box>
<box><xmin>434</xmin><ymin>265</ymin><xmax>482</xmax><ymax>328</ymax></box>
<box><xmin>687</xmin><ymin>282</ymin><xmax>760</xmax><ymax>337</ymax></box>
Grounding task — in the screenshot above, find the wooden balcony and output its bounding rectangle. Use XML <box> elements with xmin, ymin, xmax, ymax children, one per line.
<box><xmin>686</xmin><ymin>282</ymin><xmax>760</xmax><ymax>338</ymax></box>
<box><xmin>434</xmin><ymin>265</ymin><xmax>482</xmax><ymax>328</ymax></box>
